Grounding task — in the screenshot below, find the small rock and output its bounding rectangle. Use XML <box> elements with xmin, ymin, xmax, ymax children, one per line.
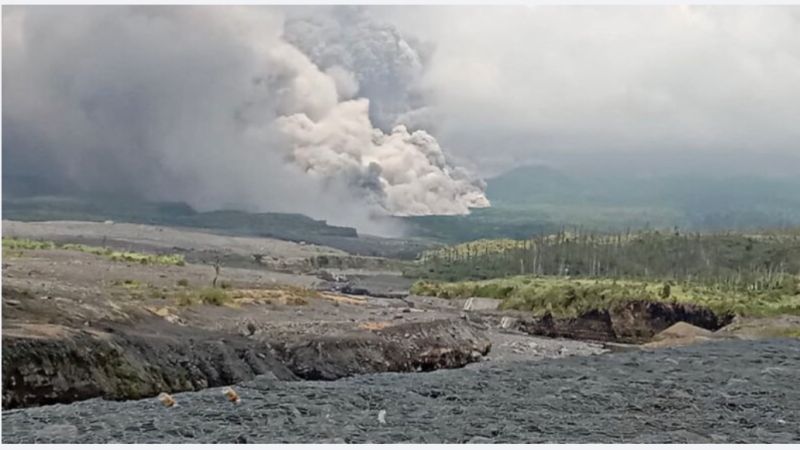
<box><xmin>222</xmin><ymin>386</ymin><xmax>241</xmax><ymax>404</ymax></box>
<box><xmin>5</xmin><ymin>299</ymin><xmax>20</xmax><ymax>306</ymax></box>
<box><xmin>158</xmin><ymin>392</ymin><xmax>176</xmax><ymax>408</ymax></box>
<box><xmin>377</xmin><ymin>409</ymin><xmax>387</xmax><ymax>425</ymax></box>
<box><xmin>463</xmin><ymin>298</ymin><xmax>475</xmax><ymax>311</ymax></box>
<box><xmin>499</xmin><ymin>316</ymin><xmax>518</xmax><ymax>329</ymax></box>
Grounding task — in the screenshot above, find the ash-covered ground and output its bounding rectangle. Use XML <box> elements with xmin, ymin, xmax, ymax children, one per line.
<box><xmin>3</xmin><ymin>339</ymin><xmax>798</xmax><ymax>444</ymax></box>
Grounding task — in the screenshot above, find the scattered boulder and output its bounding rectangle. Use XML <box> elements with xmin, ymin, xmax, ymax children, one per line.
<box><xmin>462</xmin><ymin>297</ymin><xmax>501</xmax><ymax>312</ymax></box>
<box><xmin>716</xmin><ymin>315</ymin><xmax>800</xmax><ymax>340</ymax></box>
<box><xmin>499</xmin><ymin>316</ymin><xmax>518</xmax><ymax>330</ymax></box>
<box><xmin>643</xmin><ymin>321</ymin><xmax>716</xmax><ymax>348</ymax></box>
<box><xmin>653</xmin><ymin>321</ymin><xmax>714</xmax><ymax>340</ymax></box>
<box><xmin>222</xmin><ymin>386</ymin><xmax>241</xmax><ymax>404</ymax></box>
<box><xmin>158</xmin><ymin>392</ymin><xmax>176</xmax><ymax>408</ymax></box>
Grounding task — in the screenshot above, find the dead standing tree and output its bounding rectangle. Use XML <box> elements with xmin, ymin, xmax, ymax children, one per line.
<box><xmin>202</xmin><ymin>253</ymin><xmax>223</xmax><ymax>287</ymax></box>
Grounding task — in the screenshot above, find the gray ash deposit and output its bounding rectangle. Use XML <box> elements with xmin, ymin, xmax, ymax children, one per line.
<box><xmin>3</xmin><ymin>339</ymin><xmax>799</xmax><ymax>444</ymax></box>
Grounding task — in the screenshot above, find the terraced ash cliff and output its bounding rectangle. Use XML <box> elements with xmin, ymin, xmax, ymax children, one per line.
<box><xmin>1</xmin><ymin>234</ymin><xmax>489</xmax><ymax>409</ymax></box>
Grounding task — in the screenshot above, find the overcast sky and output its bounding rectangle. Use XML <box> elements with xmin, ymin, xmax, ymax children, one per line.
<box><xmin>372</xmin><ymin>6</ymin><xmax>800</xmax><ymax>177</ymax></box>
<box><xmin>4</xmin><ymin>6</ymin><xmax>800</xmax><ymax>230</ymax></box>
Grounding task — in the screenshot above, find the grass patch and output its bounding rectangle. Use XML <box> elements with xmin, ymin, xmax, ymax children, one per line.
<box><xmin>2</xmin><ymin>238</ymin><xmax>56</xmax><ymax>251</ymax></box>
<box><xmin>3</xmin><ymin>237</ymin><xmax>185</xmax><ymax>266</ymax></box>
<box><xmin>411</xmin><ymin>275</ymin><xmax>800</xmax><ymax>318</ymax></box>
<box><xmin>175</xmin><ymin>287</ymin><xmax>233</xmax><ymax>307</ymax></box>
<box><xmin>197</xmin><ymin>287</ymin><xmax>231</xmax><ymax>306</ymax></box>
<box><xmin>229</xmin><ymin>286</ymin><xmax>314</xmax><ymax>306</ymax></box>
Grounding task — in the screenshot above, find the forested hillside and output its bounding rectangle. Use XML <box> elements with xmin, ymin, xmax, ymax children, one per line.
<box><xmin>409</xmin><ymin>228</ymin><xmax>800</xmax><ymax>289</ymax></box>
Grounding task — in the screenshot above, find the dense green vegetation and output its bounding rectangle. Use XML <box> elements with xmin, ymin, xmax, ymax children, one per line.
<box><xmin>409</xmin><ymin>226</ymin><xmax>800</xmax><ymax>320</ymax></box>
<box><xmin>411</xmin><ymin>275</ymin><xmax>800</xmax><ymax>318</ymax></box>
<box><xmin>3</xmin><ymin>237</ymin><xmax>186</xmax><ymax>266</ymax></box>
<box><xmin>408</xmin><ymin>229</ymin><xmax>800</xmax><ymax>286</ymax></box>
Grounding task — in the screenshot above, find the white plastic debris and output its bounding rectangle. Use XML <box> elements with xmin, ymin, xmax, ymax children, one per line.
<box><xmin>377</xmin><ymin>409</ymin><xmax>387</xmax><ymax>425</ymax></box>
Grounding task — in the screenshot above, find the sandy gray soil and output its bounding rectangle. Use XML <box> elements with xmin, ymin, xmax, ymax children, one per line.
<box><xmin>3</xmin><ymin>220</ymin><xmax>346</xmax><ymax>259</ymax></box>
<box><xmin>1</xmin><ymin>231</ymin><xmax>598</xmax><ymax>364</ymax></box>
<box><xmin>3</xmin><ymin>222</ymin><xmax>605</xmax><ymax>410</ymax></box>
<box><xmin>3</xmin><ymin>339</ymin><xmax>798</xmax><ymax>443</ymax></box>
<box><xmin>4</xmin><ymin>219</ymin><xmax>798</xmax><ymax>444</ymax></box>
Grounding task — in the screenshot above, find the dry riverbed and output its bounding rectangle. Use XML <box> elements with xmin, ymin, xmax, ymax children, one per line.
<box><xmin>4</xmin><ymin>339</ymin><xmax>798</xmax><ymax>443</ymax></box>
<box><xmin>2</xmin><ymin>221</ymin><xmax>606</xmax><ymax>410</ymax></box>
<box><xmin>3</xmin><ymin>219</ymin><xmax>798</xmax><ymax>445</ymax></box>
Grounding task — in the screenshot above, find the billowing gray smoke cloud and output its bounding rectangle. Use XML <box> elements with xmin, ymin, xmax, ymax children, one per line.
<box><xmin>2</xmin><ymin>6</ymin><xmax>489</xmax><ymax>233</ymax></box>
<box><xmin>283</xmin><ymin>6</ymin><xmax>432</xmax><ymax>131</ymax></box>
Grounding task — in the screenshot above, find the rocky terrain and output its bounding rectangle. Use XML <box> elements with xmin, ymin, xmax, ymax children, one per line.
<box><xmin>3</xmin><ymin>219</ymin><xmax>799</xmax><ymax>444</ymax></box>
<box><xmin>3</xmin><ymin>339</ymin><xmax>798</xmax><ymax>443</ymax></box>
<box><xmin>2</xmin><ymin>220</ymin><xmax>605</xmax><ymax>410</ymax></box>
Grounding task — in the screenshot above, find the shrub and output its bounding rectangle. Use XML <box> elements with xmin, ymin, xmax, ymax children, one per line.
<box><xmin>197</xmin><ymin>287</ymin><xmax>230</xmax><ymax>306</ymax></box>
<box><xmin>2</xmin><ymin>237</ymin><xmax>56</xmax><ymax>251</ymax></box>
<box><xmin>176</xmin><ymin>291</ymin><xmax>195</xmax><ymax>307</ymax></box>
<box><xmin>3</xmin><ymin>237</ymin><xmax>185</xmax><ymax>266</ymax></box>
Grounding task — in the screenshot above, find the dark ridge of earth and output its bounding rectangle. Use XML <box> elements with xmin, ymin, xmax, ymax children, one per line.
<box><xmin>3</xmin><ymin>339</ymin><xmax>799</xmax><ymax>444</ymax></box>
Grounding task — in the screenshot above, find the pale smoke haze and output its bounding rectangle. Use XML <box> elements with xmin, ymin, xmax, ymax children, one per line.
<box><xmin>5</xmin><ymin>5</ymin><xmax>800</xmax><ymax>235</ymax></box>
<box><xmin>2</xmin><ymin>6</ymin><xmax>489</xmax><ymax>234</ymax></box>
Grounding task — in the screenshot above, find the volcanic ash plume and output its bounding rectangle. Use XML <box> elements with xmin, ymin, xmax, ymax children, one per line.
<box><xmin>278</xmin><ymin>99</ymin><xmax>490</xmax><ymax>216</ymax></box>
<box><xmin>2</xmin><ymin>6</ymin><xmax>489</xmax><ymax>225</ymax></box>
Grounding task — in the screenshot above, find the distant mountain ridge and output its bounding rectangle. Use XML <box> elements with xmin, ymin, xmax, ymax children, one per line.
<box><xmin>484</xmin><ymin>165</ymin><xmax>800</xmax><ymax>231</ymax></box>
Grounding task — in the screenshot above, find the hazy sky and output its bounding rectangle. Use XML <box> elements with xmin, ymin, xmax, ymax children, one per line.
<box><xmin>372</xmin><ymin>6</ymin><xmax>800</xmax><ymax>177</ymax></box>
<box><xmin>4</xmin><ymin>6</ymin><xmax>800</xmax><ymax>230</ymax></box>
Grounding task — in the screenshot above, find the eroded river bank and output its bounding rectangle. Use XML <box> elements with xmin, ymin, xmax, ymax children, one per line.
<box><xmin>3</xmin><ymin>339</ymin><xmax>798</xmax><ymax>443</ymax></box>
